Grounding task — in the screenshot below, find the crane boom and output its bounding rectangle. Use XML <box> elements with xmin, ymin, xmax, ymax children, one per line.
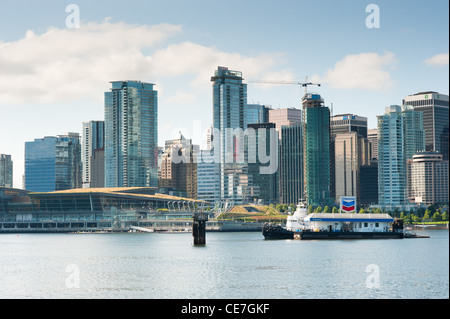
<box><xmin>248</xmin><ymin>79</ymin><xmax>321</xmax><ymax>95</ymax></box>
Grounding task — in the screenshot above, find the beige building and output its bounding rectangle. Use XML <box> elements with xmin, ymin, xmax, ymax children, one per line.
<box><xmin>334</xmin><ymin>132</ymin><xmax>369</xmax><ymax>203</ymax></box>
<box><xmin>159</xmin><ymin>133</ymin><xmax>197</xmax><ymax>200</ymax></box>
<box><xmin>408</xmin><ymin>152</ymin><xmax>449</xmax><ymax>205</ymax></box>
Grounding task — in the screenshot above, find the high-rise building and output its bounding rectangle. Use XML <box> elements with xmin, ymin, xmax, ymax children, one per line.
<box><xmin>104</xmin><ymin>81</ymin><xmax>158</xmax><ymax>188</ymax></box>
<box><xmin>197</xmin><ymin>149</ymin><xmax>221</xmax><ymax>203</ymax></box>
<box><xmin>268</xmin><ymin>108</ymin><xmax>302</xmax><ymax>139</ymax></box>
<box><xmin>211</xmin><ymin>66</ymin><xmax>249</xmax><ymax>203</ymax></box>
<box><xmin>359</xmin><ymin>160</ymin><xmax>378</xmax><ymax>207</ymax></box>
<box><xmin>334</xmin><ymin>132</ymin><xmax>369</xmax><ymax>204</ymax></box>
<box><xmin>280</xmin><ymin>124</ymin><xmax>302</xmax><ymax>204</ymax></box>
<box><xmin>330</xmin><ymin>113</ymin><xmax>369</xmax><ymax>203</ymax></box>
<box><xmin>367</xmin><ymin>129</ymin><xmax>378</xmax><ymax>160</ymax></box>
<box><xmin>246</xmin><ymin>104</ymin><xmax>270</xmax><ymax>125</ymax></box>
<box><xmin>82</xmin><ymin>121</ymin><xmax>104</xmax><ymax>188</ymax></box>
<box><xmin>377</xmin><ymin>105</ymin><xmax>425</xmax><ymax>208</ymax></box>
<box><xmin>248</xmin><ymin>122</ymin><xmax>278</xmax><ymax>204</ymax></box>
<box><xmin>24</xmin><ymin>133</ymin><xmax>82</xmax><ymax>192</ymax></box>
<box><xmin>408</xmin><ymin>151</ymin><xmax>449</xmax><ymax>206</ymax></box>
<box><xmin>403</xmin><ymin>92</ymin><xmax>449</xmax><ymax>160</ymax></box>
<box><xmin>0</xmin><ymin>154</ymin><xmax>13</xmax><ymax>188</ymax></box>
<box><xmin>302</xmin><ymin>93</ymin><xmax>333</xmax><ymax>206</ymax></box>
<box><xmin>159</xmin><ymin>132</ymin><xmax>197</xmax><ymax>199</ymax></box>
<box><xmin>331</xmin><ymin>114</ymin><xmax>368</xmax><ymax>138</ymax></box>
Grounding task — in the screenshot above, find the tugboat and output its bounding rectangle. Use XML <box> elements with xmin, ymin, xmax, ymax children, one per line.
<box><xmin>262</xmin><ymin>201</ymin><xmax>308</xmax><ymax>240</ymax></box>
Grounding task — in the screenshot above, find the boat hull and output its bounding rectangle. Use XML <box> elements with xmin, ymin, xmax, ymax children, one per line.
<box><xmin>298</xmin><ymin>231</ymin><xmax>404</xmax><ymax>240</ymax></box>
<box><xmin>262</xmin><ymin>224</ymin><xmax>294</xmax><ymax>240</ymax></box>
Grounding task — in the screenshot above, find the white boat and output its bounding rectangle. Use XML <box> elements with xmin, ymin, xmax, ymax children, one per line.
<box><xmin>285</xmin><ymin>201</ymin><xmax>309</xmax><ymax>232</ymax></box>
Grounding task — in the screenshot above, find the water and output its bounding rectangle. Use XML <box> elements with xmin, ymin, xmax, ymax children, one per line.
<box><xmin>0</xmin><ymin>230</ymin><xmax>448</xmax><ymax>299</ymax></box>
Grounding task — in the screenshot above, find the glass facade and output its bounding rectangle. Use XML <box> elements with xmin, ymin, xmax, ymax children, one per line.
<box><xmin>280</xmin><ymin>124</ymin><xmax>302</xmax><ymax>204</ymax></box>
<box><xmin>197</xmin><ymin>150</ymin><xmax>221</xmax><ymax>203</ymax></box>
<box><xmin>246</xmin><ymin>104</ymin><xmax>269</xmax><ymax>126</ymax></box>
<box><xmin>105</xmin><ymin>81</ymin><xmax>158</xmax><ymax>188</ymax></box>
<box><xmin>248</xmin><ymin>123</ymin><xmax>278</xmax><ymax>204</ymax></box>
<box><xmin>377</xmin><ymin>105</ymin><xmax>424</xmax><ymax>208</ymax></box>
<box><xmin>211</xmin><ymin>66</ymin><xmax>248</xmax><ymax>203</ymax></box>
<box><xmin>403</xmin><ymin>92</ymin><xmax>449</xmax><ymax>160</ymax></box>
<box><xmin>25</xmin><ymin>134</ymin><xmax>82</xmax><ymax>192</ymax></box>
<box><xmin>302</xmin><ymin>94</ymin><xmax>333</xmax><ymax>206</ymax></box>
<box><xmin>0</xmin><ymin>154</ymin><xmax>13</xmax><ymax>188</ymax></box>
<box><xmin>82</xmin><ymin>121</ymin><xmax>104</xmax><ymax>188</ymax></box>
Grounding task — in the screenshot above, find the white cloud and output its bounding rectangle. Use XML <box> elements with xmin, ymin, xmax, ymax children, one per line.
<box><xmin>317</xmin><ymin>52</ymin><xmax>397</xmax><ymax>91</ymax></box>
<box><xmin>424</xmin><ymin>53</ymin><xmax>449</xmax><ymax>66</ymax></box>
<box><xmin>0</xmin><ymin>21</ymin><xmax>289</xmax><ymax>106</ymax></box>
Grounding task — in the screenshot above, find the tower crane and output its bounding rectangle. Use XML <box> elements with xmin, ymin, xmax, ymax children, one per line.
<box><xmin>248</xmin><ymin>76</ymin><xmax>321</xmax><ymax>95</ymax></box>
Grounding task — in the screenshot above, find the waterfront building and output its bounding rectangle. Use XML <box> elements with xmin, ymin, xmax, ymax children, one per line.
<box><xmin>302</xmin><ymin>93</ymin><xmax>333</xmax><ymax>206</ymax></box>
<box><xmin>0</xmin><ymin>154</ymin><xmax>13</xmax><ymax>188</ymax></box>
<box><xmin>197</xmin><ymin>149</ymin><xmax>221</xmax><ymax>203</ymax></box>
<box><xmin>0</xmin><ymin>187</ymin><xmax>206</xmax><ymax>232</ymax></box>
<box><xmin>104</xmin><ymin>81</ymin><xmax>158</xmax><ymax>188</ymax></box>
<box><xmin>377</xmin><ymin>105</ymin><xmax>425</xmax><ymax>209</ymax></box>
<box><xmin>211</xmin><ymin>66</ymin><xmax>249</xmax><ymax>204</ymax></box>
<box><xmin>403</xmin><ymin>91</ymin><xmax>449</xmax><ymax>160</ymax></box>
<box><xmin>159</xmin><ymin>132</ymin><xmax>197</xmax><ymax>200</ymax></box>
<box><xmin>82</xmin><ymin>121</ymin><xmax>105</xmax><ymax>188</ymax></box>
<box><xmin>248</xmin><ymin>123</ymin><xmax>278</xmax><ymax>204</ymax></box>
<box><xmin>24</xmin><ymin>133</ymin><xmax>82</xmax><ymax>192</ymax></box>
<box><xmin>367</xmin><ymin>129</ymin><xmax>378</xmax><ymax>160</ymax></box>
<box><xmin>334</xmin><ymin>132</ymin><xmax>369</xmax><ymax>204</ymax></box>
<box><xmin>408</xmin><ymin>151</ymin><xmax>449</xmax><ymax>206</ymax></box>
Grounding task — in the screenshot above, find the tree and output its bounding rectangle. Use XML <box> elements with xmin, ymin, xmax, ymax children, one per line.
<box><xmin>423</xmin><ymin>210</ymin><xmax>431</xmax><ymax>221</ymax></box>
<box><xmin>308</xmin><ymin>205</ymin><xmax>314</xmax><ymax>214</ymax></box>
<box><xmin>400</xmin><ymin>211</ymin><xmax>406</xmax><ymax>220</ymax></box>
<box><xmin>442</xmin><ymin>211</ymin><xmax>449</xmax><ymax>222</ymax></box>
<box><xmin>432</xmin><ymin>212</ymin><xmax>442</xmax><ymax>222</ymax></box>
<box><xmin>323</xmin><ymin>206</ymin><xmax>330</xmax><ymax>213</ymax></box>
<box><xmin>359</xmin><ymin>208</ymin><xmax>366</xmax><ymax>214</ymax></box>
<box><xmin>332</xmin><ymin>207</ymin><xmax>339</xmax><ymax>214</ymax></box>
<box><xmin>315</xmin><ymin>206</ymin><xmax>323</xmax><ymax>213</ymax></box>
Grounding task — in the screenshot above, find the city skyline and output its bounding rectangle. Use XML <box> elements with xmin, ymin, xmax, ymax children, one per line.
<box><xmin>0</xmin><ymin>0</ymin><xmax>448</xmax><ymax>188</ymax></box>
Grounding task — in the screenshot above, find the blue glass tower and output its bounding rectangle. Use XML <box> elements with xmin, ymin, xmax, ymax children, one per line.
<box><xmin>211</xmin><ymin>66</ymin><xmax>249</xmax><ymax>203</ymax></box>
<box><xmin>104</xmin><ymin>81</ymin><xmax>158</xmax><ymax>188</ymax></box>
<box><xmin>25</xmin><ymin>134</ymin><xmax>82</xmax><ymax>192</ymax></box>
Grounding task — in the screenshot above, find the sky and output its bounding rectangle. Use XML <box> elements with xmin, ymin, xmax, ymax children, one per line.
<box><xmin>0</xmin><ymin>0</ymin><xmax>448</xmax><ymax>189</ymax></box>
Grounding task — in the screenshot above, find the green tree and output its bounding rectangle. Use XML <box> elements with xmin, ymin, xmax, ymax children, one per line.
<box><xmin>332</xmin><ymin>207</ymin><xmax>339</xmax><ymax>214</ymax></box>
<box><xmin>432</xmin><ymin>211</ymin><xmax>442</xmax><ymax>222</ymax></box>
<box><xmin>359</xmin><ymin>208</ymin><xmax>366</xmax><ymax>214</ymax></box>
<box><xmin>323</xmin><ymin>206</ymin><xmax>330</xmax><ymax>213</ymax></box>
<box><xmin>315</xmin><ymin>206</ymin><xmax>323</xmax><ymax>213</ymax></box>
<box><xmin>400</xmin><ymin>211</ymin><xmax>406</xmax><ymax>220</ymax></box>
<box><xmin>442</xmin><ymin>211</ymin><xmax>449</xmax><ymax>222</ymax></box>
<box><xmin>423</xmin><ymin>210</ymin><xmax>431</xmax><ymax>221</ymax></box>
<box><xmin>308</xmin><ymin>205</ymin><xmax>314</xmax><ymax>214</ymax></box>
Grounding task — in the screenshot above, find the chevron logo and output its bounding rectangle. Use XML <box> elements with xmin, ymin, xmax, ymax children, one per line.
<box><xmin>341</xmin><ymin>197</ymin><xmax>356</xmax><ymax>213</ymax></box>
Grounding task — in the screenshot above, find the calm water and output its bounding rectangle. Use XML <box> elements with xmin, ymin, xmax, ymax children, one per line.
<box><xmin>0</xmin><ymin>230</ymin><xmax>448</xmax><ymax>299</ymax></box>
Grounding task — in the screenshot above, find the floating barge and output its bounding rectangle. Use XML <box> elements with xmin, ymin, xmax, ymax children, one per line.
<box><xmin>263</xmin><ymin>211</ymin><xmax>406</xmax><ymax>240</ymax></box>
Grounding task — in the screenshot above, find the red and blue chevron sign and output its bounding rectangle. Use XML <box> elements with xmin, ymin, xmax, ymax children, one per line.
<box><xmin>340</xmin><ymin>196</ymin><xmax>356</xmax><ymax>213</ymax></box>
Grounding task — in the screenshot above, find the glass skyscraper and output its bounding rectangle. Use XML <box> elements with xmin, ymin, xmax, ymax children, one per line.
<box><xmin>403</xmin><ymin>92</ymin><xmax>449</xmax><ymax>160</ymax></box>
<box><xmin>104</xmin><ymin>81</ymin><xmax>158</xmax><ymax>188</ymax></box>
<box><xmin>377</xmin><ymin>105</ymin><xmax>424</xmax><ymax>208</ymax></box>
<box><xmin>211</xmin><ymin>66</ymin><xmax>249</xmax><ymax>203</ymax></box>
<box><xmin>82</xmin><ymin>120</ymin><xmax>104</xmax><ymax>188</ymax></box>
<box><xmin>0</xmin><ymin>154</ymin><xmax>13</xmax><ymax>188</ymax></box>
<box><xmin>302</xmin><ymin>93</ymin><xmax>333</xmax><ymax>206</ymax></box>
<box><xmin>24</xmin><ymin>133</ymin><xmax>82</xmax><ymax>192</ymax></box>
<box><xmin>280</xmin><ymin>124</ymin><xmax>303</xmax><ymax>204</ymax></box>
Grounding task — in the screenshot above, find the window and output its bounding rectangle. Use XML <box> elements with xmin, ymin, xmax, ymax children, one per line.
<box><xmin>364</xmin><ymin>222</ymin><xmax>368</xmax><ymax>227</ymax></box>
<box><xmin>375</xmin><ymin>223</ymin><xmax>379</xmax><ymax>227</ymax></box>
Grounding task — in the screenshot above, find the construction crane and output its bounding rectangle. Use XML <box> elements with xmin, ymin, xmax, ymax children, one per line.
<box><xmin>248</xmin><ymin>76</ymin><xmax>321</xmax><ymax>95</ymax></box>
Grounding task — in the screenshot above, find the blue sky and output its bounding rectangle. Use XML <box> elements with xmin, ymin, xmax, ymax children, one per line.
<box><xmin>0</xmin><ymin>0</ymin><xmax>448</xmax><ymax>188</ymax></box>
